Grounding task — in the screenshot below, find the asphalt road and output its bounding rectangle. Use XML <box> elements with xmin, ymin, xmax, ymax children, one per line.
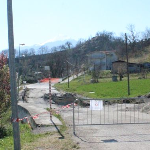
<box><xmin>18</xmin><ymin>82</ymin><xmax>62</xmax><ymax>126</ymax></box>
<box><xmin>60</xmin><ymin>104</ymin><xmax>150</xmax><ymax>150</ymax></box>
<box><xmin>19</xmin><ymin>79</ymin><xmax>150</xmax><ymax>150</ymax></box>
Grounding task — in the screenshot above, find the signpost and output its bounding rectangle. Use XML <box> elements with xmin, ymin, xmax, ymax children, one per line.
<box><xmin>90</xmin><ymin>100</ymin><xmax>103</xmax><ymax>110</ymax></box>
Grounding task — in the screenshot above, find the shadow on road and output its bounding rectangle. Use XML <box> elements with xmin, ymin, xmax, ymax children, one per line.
<box><xmin>74</xmin><ymin>132</ymin><xmax>150</xmax><ymax>143</ymax></box>
<box><xmin>51</xmin><ymin>119</ymin><xmax>64</xmax><ymax>139</ymax></box>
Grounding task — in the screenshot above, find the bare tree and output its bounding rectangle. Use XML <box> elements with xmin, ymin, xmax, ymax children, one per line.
<box><xmin>38</xmin><ymin>46</ymin><xmax>48</xmax><ymax>54</ymax></box>
<box><xmin>28</xmin><ymin>48</ymin><xmax>35</xmax><ymax>55</ymax></box>
<box><xmin>65</xmin><ymin>41</ymin><xmax>72</xmax><ymax>50</ymax></box>
<box><xmin>127</xmin><ymin>24</ymin><xmax>139</xmax><ymax>52</ymax></box>
<box><xmin>142</xmin><ymin>28</ymin><xmax>150</xmax><ymax>40</ymax></box>
<box><xmin>58</xmin><ymin>45</ymin><xmax>66</xmax><ymax>51</ymax></box>
<box><xmin>51</xmin><ymin>46</ymin><xmax>58</xmax><ymax>53</ymax></box>
<box><xmin>21</xmin><ymin>49</ymin><xmax>29</xmax><ymax>57</ymax></box>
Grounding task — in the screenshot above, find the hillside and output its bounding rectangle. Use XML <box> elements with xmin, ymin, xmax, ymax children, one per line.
<box><xmin>129</xmin><ymin>46</ymin><xmax>150</xmax><ymax>63</ymax></box>
<box><xmin>13</xmin><ymin>31</ymin><xmax>150</xmax><ymax>82</ymax></box>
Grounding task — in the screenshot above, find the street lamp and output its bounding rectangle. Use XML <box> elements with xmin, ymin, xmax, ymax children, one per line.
<box><xmin>18</xmin><ymin>43</ymin><xmax>25</xmax><ymax>99</ymax></box>
<box><xmin>19</xmin><ymin>43</ymin><xmax>25</xmax><ymax>58</ymax></box>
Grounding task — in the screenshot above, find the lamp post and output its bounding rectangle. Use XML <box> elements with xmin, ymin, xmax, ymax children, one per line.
<box><xmin>18</xmin><ymin>43</ymin><xmax>25</xmax><ymax>99</ymax></box>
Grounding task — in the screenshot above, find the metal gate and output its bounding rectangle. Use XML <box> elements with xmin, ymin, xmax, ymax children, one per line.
<box><xmin>73</xmin><ymin>98</ymin><xmax>150</xmax><ymax>134</ymax></box>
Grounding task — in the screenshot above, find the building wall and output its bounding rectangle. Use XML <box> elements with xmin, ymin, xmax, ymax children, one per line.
<box><xmin>112</xmin><ymin>62</ymin><xmax>142</xmax><ymax>74</ymax></box>
<box><xmin>88</xmin><ymin>51</ymin><xmax>118</xmax><ymax>70</ymax></box>
<box><xmin>112</xmin><ymin>62</ymin><xmax>127</xmax><ymax>74</ymax></box>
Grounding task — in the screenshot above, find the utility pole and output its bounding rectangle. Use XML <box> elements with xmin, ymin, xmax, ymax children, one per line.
<box><xmin>125</xmin><ymin>33</ymin><xmax>130</xmax><ymax>96</ymax></box>
<box><xmin>65</xmin><ymin>60</ymin><xmax>75</xmax><ymax>88</ymax></box>
<box><xmin>67</xmin><ymin>61</ymin><xmax>69</xmax><ymax>88</ymax></box>
<box><xmin>49</xmin><ymin>68</ymin><xmax>52</xmax><ymax>120</ymax></box>
<box><xmin>7</xmin><ymin>0</ymin><xmax>21</xmax><ymax>150</ymax></box>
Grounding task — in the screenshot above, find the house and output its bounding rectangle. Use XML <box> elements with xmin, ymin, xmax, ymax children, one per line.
<box><xmin>87</xmin><ymin>51</ymin><xmax>118</xmax><ymax>70</ymax></box>
<box><xmin>128</xmin><ymin>63</ymin><xmax>142</xmax><ymax>73</ymax></box>
<box><xmin>112</xmin><ymin>60</ymin><xmax>142</xmax><ymax>74</ymax></box>
<box><xmin>143</xmin><ymin>62</ymin><xmax>150</xmax><ymax>69</ymax></box>
<box><xmin>112</xmin><ymin>60</ymin><xmax>127</xmax><ymax>74</ymax></box>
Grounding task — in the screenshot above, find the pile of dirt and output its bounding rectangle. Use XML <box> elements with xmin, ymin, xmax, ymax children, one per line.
<box><xmin>44</xmin><ymin>93</ymin><xmax>76</xmax><ymax>105</ymax></box>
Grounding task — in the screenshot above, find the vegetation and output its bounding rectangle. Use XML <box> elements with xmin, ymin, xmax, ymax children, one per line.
<box><xmin>22</xmin><ymin>109</ymin><xmax>79</xmax><ymax>150</ymax></box>
<box><xmin>0</xmin><ymin>108</ymin><xmax>79</xmax><ymax>150</ymax></box>
<box><xmin>55</xmin><ymin>74</ymin><xmax>150</xmax><ymax>98</ymax></box>
<box><xmin>2</xmin><ymin>25</ymin><xmax>148</xmax><ymax>82</ymax></box>
<box><xmin>0</xmin><ymin>108</ymin><xmax>46</xmax><ymax>150</ymax></box>
<box><xmin>0</xmin><ymin>53</ymin><xmax>11</xmax><ymax>138</ymax></box>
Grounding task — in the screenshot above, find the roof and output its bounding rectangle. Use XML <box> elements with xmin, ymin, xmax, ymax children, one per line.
<box><xmin>112</xmin><ymin>60</ymin><xmax>142</xmax><ymax>66</ymax></box>
<box><xmin>112</xmin><ymin>60</ymin><xmax>126</xmax><ymax>63</ymax></box>
<box><xmin>87</xmin><ymin>50</ymin><xmax>116</xmax><ymax>56</ymax></box>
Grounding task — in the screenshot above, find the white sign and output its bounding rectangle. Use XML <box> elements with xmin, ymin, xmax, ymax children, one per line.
<box><xmin>44</xmin><ymin>66</ymin><xmax>50</xmax><ymax>70</ymax></box>
<box><xmin>90</xmin><ymin>100</ymin><xmax>103</xmax><ymax>110</ymax></box>
<box><xmin>23</xmin><ymin>81</ymin><xmax>26</xmax><ymax>84</ymax></box>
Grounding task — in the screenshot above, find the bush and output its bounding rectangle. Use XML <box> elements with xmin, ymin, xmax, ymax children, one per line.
<box><xmin>0</xmin><ymin>127</ymin><xmax>7</xmax><ymax>138</ymax></box>
<box><xmin>100</xmin><ymin>70</ymin><xmax>111</xmax><ymax>78</ymax></box>
<box><xmin>24</xmin><ymin>76</ymin><xmax>37</xmax><ymax>83</ymax></box>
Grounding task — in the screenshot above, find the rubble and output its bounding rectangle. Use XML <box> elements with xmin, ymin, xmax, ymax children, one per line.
<box><xmin>44</xmin><ymin>92</ymin><xmax>76</xmax><ymax>105</ymax></box>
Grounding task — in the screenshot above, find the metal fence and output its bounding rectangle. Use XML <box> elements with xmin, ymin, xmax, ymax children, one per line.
<box><xmin>73</xmin><ymin>97</ymin><xmax>150</xmax><ymax>134</ymax></box>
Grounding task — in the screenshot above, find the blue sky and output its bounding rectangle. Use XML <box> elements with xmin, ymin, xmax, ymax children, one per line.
<box><xmin>0</xmin><ymin>0</ymin><xmax>150</xmax><ymax>50</ymax></box>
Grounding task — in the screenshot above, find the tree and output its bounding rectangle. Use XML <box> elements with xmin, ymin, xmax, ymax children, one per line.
<box><xmin>65</xmin><ymin>41</ymin><xmax>72</xmax><ymax>50</ymax></box>
<box><xmin>38</xmin><ymin>46</ymin><xmax>48</xmax><ymax>54</ymax></box>
<box><xmin>58</xmin><ymin>45</ymin><xmax>66</xmax><ymax>51</ymax></box>
<box><xmin>91</xmin><ymin>63</ymin><xmax>100</xmax><ymax>83</ymax></box>
<box><xmin>143</xmin><ymin>28</ymin><xmax>150</xmax><ymax>40</ymax></box>
<box><xmin>21</xmin><ymin>49</ymin><xmax>29</xmax><ymax>57</ymax></box>
<box><xmin>0</xmin><ymin>53</ymin><xmax>10</xmax><ymax>127</ymax></box>
<box><xmin>46</xmin><ymin>50</ymin><xmax>68</xmax><ymax>77</ymax></box>
<box><xmin>127</xmin><ymin>24</ymin><xmax>139</xmax><ymax>52</ymax></box>
<box><xmin>28</xmin><ymin>48</ymin><xmax>35</xmax><ymax>56</ymax></box>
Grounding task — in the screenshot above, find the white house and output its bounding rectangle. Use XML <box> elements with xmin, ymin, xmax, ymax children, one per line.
<box><xmin>87</xmin><ymin>51</ymin><xmax>118</xmax><ymax>70</ymax></box>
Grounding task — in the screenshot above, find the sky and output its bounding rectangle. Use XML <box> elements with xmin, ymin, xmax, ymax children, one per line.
<box><xmin>0</xmin><ymin>0</ymin><xmax>150</xmax><ymax>51</ymax></box>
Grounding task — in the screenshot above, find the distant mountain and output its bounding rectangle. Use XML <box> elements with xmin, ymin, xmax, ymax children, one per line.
<box><xmin>19</xmin><ymin>38</ymin><xmax>77</xmax><ymax>54</ymax></box>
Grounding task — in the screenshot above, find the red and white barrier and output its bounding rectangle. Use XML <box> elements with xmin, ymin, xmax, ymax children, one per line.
<box><xmin>11</xmin><ymin>103</ymin><xmax>77</xmax><ymax>123</ymax></box>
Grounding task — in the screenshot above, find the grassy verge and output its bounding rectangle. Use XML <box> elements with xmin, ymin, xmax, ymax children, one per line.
<box><xmin>0</xmin><ymin>108</ymin><xmax>45</xmax><ymax>150</ymax></box>
<box><xmin>1</xmin><ymin>108</ymin><xmax>79</xmax><ymax>150</ymax></box>
<box><xmin>55</xmin><ymin>75</ymin><xmax>150</xmax><ymax>98</ymax></box>
<box><xmin>22</xmin><ymin>109</ymin><xmax>79</xmax><ymax>150</ymax></box>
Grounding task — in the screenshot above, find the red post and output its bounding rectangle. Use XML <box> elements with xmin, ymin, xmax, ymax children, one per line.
<box><xmin>49</xmin><ymin>71</ymin><xmax>52</xmax><ymax>120</ymax></box>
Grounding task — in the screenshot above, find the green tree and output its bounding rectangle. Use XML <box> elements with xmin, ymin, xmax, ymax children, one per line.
<box><xmin>0</xmin><ymin>53</ymin><xmax>10</xmax><ymax>127</ymax></box>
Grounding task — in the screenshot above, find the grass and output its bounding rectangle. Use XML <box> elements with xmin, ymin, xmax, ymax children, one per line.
<box><xmin>46</xmin><ymin>108</ymin><xmax>67</xmax><ymax>133</ymax></box>
<box><xmin>55</xmin><ymin>74</ymin><xmax>150</xmax><ymax>98</ymax></box>
<box><xmin>22</xmin><ymin>109</ymin><xmax>79</xmax><ymax>150</ymax></box>
<box><xmin>0</xmin><ymin>108</ymin><xmax>44</xmax><ymax>150</ymax></box>
<box><xmin>0</xmin><ymin>108</ymin><xmax>79</xmax><ymax>150</ymax></box>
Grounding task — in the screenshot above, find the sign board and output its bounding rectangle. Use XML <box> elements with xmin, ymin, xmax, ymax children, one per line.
<box><xmin>90</xmin><ymin>100</ymin><xmax>103</xmax><ymax>110</ymax></box>
<box><xmin>44</xmin><ymin>66</ymin><xmax>50</xmax><ymax>71</ymax></box>
<box><xmin>23</xmin><ymin>81</ymin><xmax>26</xmax><ymax>84</ymax></box>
